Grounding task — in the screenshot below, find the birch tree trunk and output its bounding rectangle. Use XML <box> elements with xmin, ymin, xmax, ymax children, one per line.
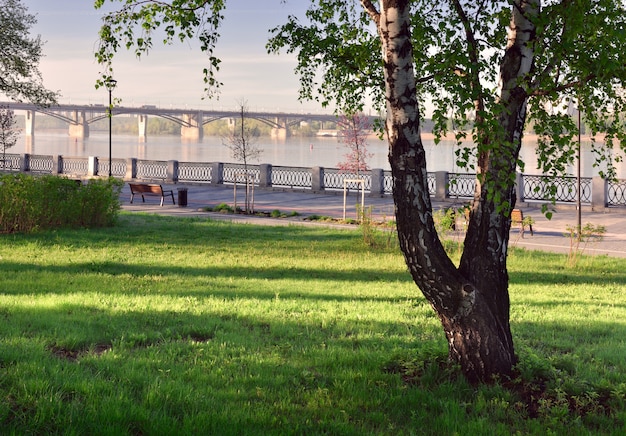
<box><xmin>363</xmin><ymin>0</ymin><xmax>539</xmax><ymax>382</ymax></box>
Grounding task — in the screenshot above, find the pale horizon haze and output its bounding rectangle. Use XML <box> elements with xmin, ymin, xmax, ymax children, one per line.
<box><xmin>13</xmin><ymin>1</ymin><xmax>334</xmax><ymax>114</ymax></box>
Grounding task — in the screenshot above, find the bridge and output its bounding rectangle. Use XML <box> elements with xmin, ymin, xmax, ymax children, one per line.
<box><xmin>2</xmin><ymin>102</ymin><xmax>346</xmax><ymax>141</ymax></box>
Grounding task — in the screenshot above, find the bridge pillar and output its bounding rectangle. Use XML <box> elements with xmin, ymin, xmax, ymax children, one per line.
<box><xmin>181</xmin><ymin>112</ymin><xmax>204</xmax><ymax>140</ymax></box>
<box><xmin>24</xmin><ymin>136</ymin><xmax>34</xmax><ymax>154</ymax></box>
<box><xmin>25</xmin><ymin>111</ymin><xmax>35</xmax><ymax>136</ymax></box>
<box><xmin>138</xmin><ymin>114</ymin><xmax>148</xmax><ymax>142</ymax></box>
<box><xmin>68</xmin><ymin>111</ymin><xmax>89</xmax><ymax>138</ymax></box>
<box><xmin>270</xmin><ymin>117</ymin><xmax>290</xmax><ymax>139</ymax></box>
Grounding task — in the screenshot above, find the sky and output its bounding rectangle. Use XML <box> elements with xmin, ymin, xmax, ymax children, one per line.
<box><xmin>17</xmin><ymin>0</ymin><xmax>330</xmax><ymax>113</ymax></box>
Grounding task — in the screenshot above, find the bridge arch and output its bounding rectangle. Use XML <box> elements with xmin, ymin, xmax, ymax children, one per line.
<box><xmin>3</xmin><ymin>101</ymin><xmax>349</xmax><ymax>140</ymax></box>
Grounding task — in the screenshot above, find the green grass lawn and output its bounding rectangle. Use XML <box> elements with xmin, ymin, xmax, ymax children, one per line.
<box><xmin>1</xmin><ymin>213</ymin><xmax>625</xmax><ymax>435</ymax></box>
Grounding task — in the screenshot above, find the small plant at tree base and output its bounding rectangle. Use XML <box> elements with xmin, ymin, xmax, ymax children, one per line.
<box><xmin>359</xmin><ymin>206</ymin><xmax>398</xmax><ymax>250</ymax></box>
<box><xmin>0</xmin><ymin>106</ymin><xmax>20</xmax><ymax>170</ymax></box>
<box><xmin>510</xmin><ymin>215</ymin><xmax>536</xmax><ymax>247</ymax></box>
<box><xmin>564</xmin><ymin>223</ymin><xmax>606</xmax><ymax>267</ymax></box>
<box><xmin>432</xmin><ymin>207</ymin><xmax>466</xmax><ymax>258</ymax></box>
<box><xmin>433</xmin><ymin>208</ymin><xmax>457</xmax><ymax>235</ymax></box>
<box><xmin>305</xmin><ymin>214</ymin><xmax>334</xmax><ymax>222</ymax></box>
<box><xmin>222</xmin><ymin>99</ymin><xmax>262</xmax><ymax>214</ymax></box>
<box><xmin>216</xmin><ymin>203</ymin><xmax>234</xmax><ymax>213</ymax></box>
<box><xmin>360</xmin><ymin>205</ymin><xmax>375</xmax><ymax>245</ymax></box>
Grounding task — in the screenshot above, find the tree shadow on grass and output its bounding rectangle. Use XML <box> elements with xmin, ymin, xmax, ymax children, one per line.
<box><xmin>0</xmin><ymin>302</ymin><xmax>443</xmax><ymax>434</ymax></box>
<box><xmin>3</xmin><ymin>299</ymin><xmax>626</xmax><ymax>434</ymax></box>
<box><xmin>0</xmin><ymin>259</ymin><xmax>413</xmax><ymax>302</ymax></box>
<box><xmin>44</xmin><ymin>213</ymin><xmax>365</xmax><ymax>250</ymax></box>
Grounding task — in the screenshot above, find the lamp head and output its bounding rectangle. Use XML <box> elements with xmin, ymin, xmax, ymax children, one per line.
<box><xmin>105</xmin><ymin>78</ymin><xmax>117</xmax><ymax>91</ymax></box>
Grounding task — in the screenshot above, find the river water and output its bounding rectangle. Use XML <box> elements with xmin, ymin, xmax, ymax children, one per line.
<box><xmin>13</xmin><ymin>130</ymin><xmax>625</xmax><ymax>178</ymax></box>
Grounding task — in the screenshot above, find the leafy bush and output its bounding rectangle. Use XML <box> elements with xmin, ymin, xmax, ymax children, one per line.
<box><xmin>0</xmin><ymin>174</ymin><xmax>123</xmax><ymax>233</ymax></box>
<box><xmin>212</xmin><ymin>202</ymin><xmax>234</xmax><ymax>213</ymax></box>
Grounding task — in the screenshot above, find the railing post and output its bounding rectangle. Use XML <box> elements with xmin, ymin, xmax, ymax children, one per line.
<box><xmin>210</xmin><ymin>162</ymin><xmax>223</xmax><ymax>185</ymax></box>
<box><xmin>435</xmin><ymin>171</ymin><xmax>449</xmax><ymax>201</ymax></box>
<box><xmin>88</xmin><ymin>156</ymin><xmax>98</xmax><ymax>177</ymax></box>
<box><xmin>259</xmin><ymin>164</ymin><xmax>272</xmax><ymax>188</ymax></box>
<box><xmin>20</xmin><ymin>154</ymin><xmax>30</xmax><ymax>172</ymax></box>
<box><xmin>53</xmin><ymin>155</ymin><xmax>62</xmax><ymax>174</ymax></box>
<box><xmin>591</xmin><ymin>176</ymin><xmax>608</xmax><ymax>210</ymax></box>
<box><xmin>312</xmin><ymin>166</ymin><xmax>324</xmax><ymax>192</ymax></box>
<box><xmin>369</xmin><ymin>168</ymin><xmax>384</xmax><ymax>197</ymax></box>
<box><xmin>515</xmin><ymin>172</ymin><xmax>525</xmax><ymax>203</ymax></box>
<box><xmin>126</xmin><ymin>158</ymin><xmax>137</xmax><ymax>180</ymax></box>
<box><xmin>167</xmin><ymin>160</ymin><xmax>179</xmax><ymax>183</ymax></box>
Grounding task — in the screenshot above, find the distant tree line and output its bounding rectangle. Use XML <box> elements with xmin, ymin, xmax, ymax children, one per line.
<box><xmin>19</xmin><ymin>113</ymin><xmax>602</xmax><ymax>138</ymax></box>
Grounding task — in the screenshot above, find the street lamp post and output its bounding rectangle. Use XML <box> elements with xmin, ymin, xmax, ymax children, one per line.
<box><xmin>105</xmin><ymin>78</ymin><xmax>117</xmax><ymax>177</ymax></box>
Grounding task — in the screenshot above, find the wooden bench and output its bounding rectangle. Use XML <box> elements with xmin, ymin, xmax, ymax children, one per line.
<box><xmin>511</xmin><ymin>208</ymin><xmax>533</xmax><ymax>238</ymax></box>
<box><xmin>129</xmin><ymin>183</ymin><xmax>175</xmax><ymax>207</ymax></box>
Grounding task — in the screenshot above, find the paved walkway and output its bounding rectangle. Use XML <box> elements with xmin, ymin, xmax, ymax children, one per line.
<box><xmin>120</xmin><ymin>183</ymin><xmax>626</xmax><ymax>258</ymax></box>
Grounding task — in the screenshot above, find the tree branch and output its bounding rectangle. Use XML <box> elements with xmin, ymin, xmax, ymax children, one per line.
<box><xmin>450</xmin><ymin>0</ymin><xmax>485</xmax><ymax>127</ymax></box>
<box><xmin>531</xmin><ymin>73</ymin><xmax>596</xmax><ymax>96</ymax></box>
<box><xmin>360</xmin><ymin>0</ymin><xmax>380</xmax><ymax>26</ymax></box>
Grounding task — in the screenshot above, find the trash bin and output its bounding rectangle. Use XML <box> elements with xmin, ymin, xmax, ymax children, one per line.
<box><xmin>177</xmin><ymin>188</ymin><xmax>188</xmax><ymax>207</ymax></box>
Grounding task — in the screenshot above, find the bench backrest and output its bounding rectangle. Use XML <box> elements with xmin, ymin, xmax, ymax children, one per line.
<box><xmin>511</xmin><ymin>209</ymin><xmax>523</xmax><ymax>224</ymax></box>
<box><xmin>130</xmin><ymin>184</ymin><xmax>163</xmax><ymax>194</ymax></box>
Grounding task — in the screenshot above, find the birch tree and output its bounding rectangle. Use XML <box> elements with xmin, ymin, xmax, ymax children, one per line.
<box><xmin>94</xmin><ymin>0</ymin><xmax>626</xmax><ymax>382</ymax></box>
<box><xmin>269</xmin><ymin>0</ymin><xmax>626</xmax><ymax>382</ymax></box>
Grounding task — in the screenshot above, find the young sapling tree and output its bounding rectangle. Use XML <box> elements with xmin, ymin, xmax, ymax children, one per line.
<box><xmin>337</xmin><ymin>112</ymin><xmax>373</xmax><ymax>220</ymax></box>
<box><xmin>337</xmin><ymin>112</ymin><xmax>373</xmax><ymax>177</ymax></box>
<box><xmin>222</xmin><ymin>100</ymin><xmax>262</xmax><ymax>214</ymax></box>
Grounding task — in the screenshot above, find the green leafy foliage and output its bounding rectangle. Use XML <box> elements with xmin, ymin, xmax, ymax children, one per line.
<box><xmin>267</xmin><ymin>1</ymin><xmax>626</xmax><ymax>205</ymax></box>
<box><xmin>528</xmin><ymin>0</ymin><xmax>626</xmax><ymax>181</ymax></box>
<box><xmin>0</xmin><ymin>175</ymin><xmax>123</xmax><ymax>233</ymax></box>
<box><xmin>94</xmin><ymin>0</ymin><xmax>225</xmax><ymax>97</ymax></box>
<box><xmin>0</xmin><ymin>0</ymin><xmax>58</xmax><ymax>105</ymax></box>
<box><xmin>267</xmin><ymin>2</ymin><xmax>382</xmax><ymax>112</ymax></box>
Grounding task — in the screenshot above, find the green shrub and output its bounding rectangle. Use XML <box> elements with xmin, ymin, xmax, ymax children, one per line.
<box><xmin>212</xmin><ymin>202</ymin><xmax>234</xmax><ymax>213</ymax></box>
<box><xmin>0</xmin><ymin>174</ymin><xmax>123</xmax><ymax>233</ymax></box>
